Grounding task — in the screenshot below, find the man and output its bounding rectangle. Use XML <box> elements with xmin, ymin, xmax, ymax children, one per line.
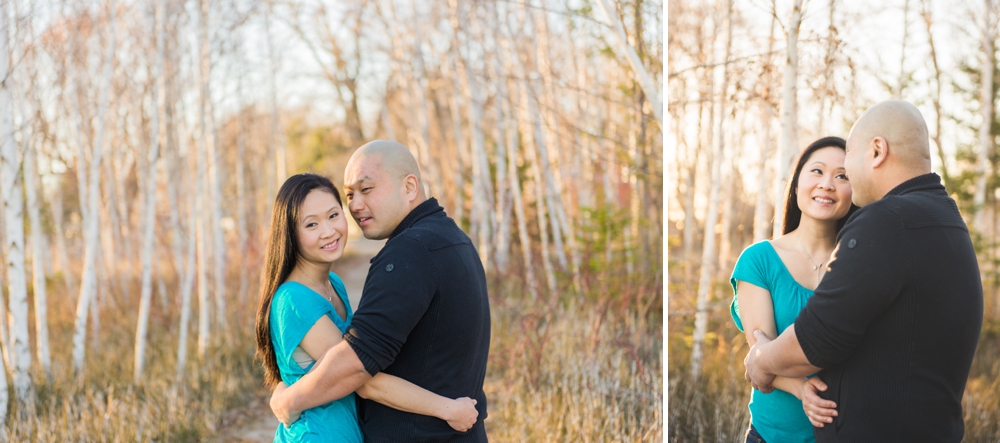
<box><xmin>744</xmin><ymin>100</ymin><xmax>983</xmax><ymax>442</ymax></box>
<box><xmin>270</xmin><ymin>140</ymin><xmax>491</xmax><ymax>442</ymax></box>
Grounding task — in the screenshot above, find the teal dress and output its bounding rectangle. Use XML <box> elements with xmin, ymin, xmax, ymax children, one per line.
<box><xmin>269</xmin><ymin>272</ymin><xmax>363</xmax><ymax>443</ymax></box>
<box><xmin>730</xmin><ymin>241</ymin><xmax>815</xmax><ymax>443</ymax></box>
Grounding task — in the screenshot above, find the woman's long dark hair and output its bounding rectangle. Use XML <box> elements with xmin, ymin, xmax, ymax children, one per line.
<box><xmin>255</xmin><ymin>173</ymin><xmax>342</xmax><ymax>388</ymax></box>
<box><xmin>780</xmin><ymin>136</ymin><xmax>859</xmax><ymax>235</ymax></box>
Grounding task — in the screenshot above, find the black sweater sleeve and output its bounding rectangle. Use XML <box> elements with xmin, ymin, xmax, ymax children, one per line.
<box><xmin>344</xmin><ymin>237</ymin><xmax>438</xmax><ymax>376</ymax></box>
<box><xmin>795</xmin><ymin>204</ymin><xmax>912</xmax><ymax>369</ymax></box>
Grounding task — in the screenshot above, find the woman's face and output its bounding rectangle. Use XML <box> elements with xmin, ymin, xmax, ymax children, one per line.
<box><xmin>795</xmin><ymin>146</ymin><xmax>853</xmax><ymax>223</ymax></box>
<box><xmin>295</xmin><ymin>188</ymin><xmax>348</xmax><ymax>266</ymax></box>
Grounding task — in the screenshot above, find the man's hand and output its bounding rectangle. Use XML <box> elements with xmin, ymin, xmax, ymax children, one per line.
<box><xmin>744</xmin><ymin>330</ymin><xmax>777</xmax><ymax>393</ymax></box>
<box><xmin>439</xmin><ymin>397</ymin><xmax>478</xmax><ymax>432</ymax></box>
<box><xmin>270</xmin><ymin>382</ymin><xmax>301</xmax><ymax>427</ymax></box>
<box><xmin>802</xmin><ymin>376</ymin><xmax>838</xmax><ymax>427</ymax></box>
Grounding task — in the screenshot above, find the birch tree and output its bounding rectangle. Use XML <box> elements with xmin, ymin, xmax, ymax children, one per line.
<box><xmin>593</xmin><ymin>0</ymin><xmax>662</xmax><ymax>125</ymax></box>
<box><xmin>921</xmin><ymin>0</ymin><xmax>950</xmax><ymax>184</ymax></box>
<box><xmin>774</xmin><ymin>0</ymin><xmax>804</xmax><ymax>237</ymax></box>
<box><xmin>0</xmin><ymin>0</ymin><xmax>32</xmax><ymax>400</ymax></box>
<box><xmin>691</xmin><ymin>0</ymin><xmax>732</xmax><ymax>379</ymax></box>
<box><xmin>974</xmin><ymin>0</ymin><xmax>994</xmax><ymax>235</ymax></box>
<box><xmin>135</xmin><ymin>0</ymin><xmax>165</xmax><ymax>381</ymax></box>
<box><xmin>72</xmin><ymin>0</ymin><xmax>116</xmax><ymax>376</ymax></box>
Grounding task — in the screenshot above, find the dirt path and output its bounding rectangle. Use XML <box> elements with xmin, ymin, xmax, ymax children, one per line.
<box><xmin>220</xmin><ymin>236</ymin><xmax>385</xmax><ymax>442</ymax></box>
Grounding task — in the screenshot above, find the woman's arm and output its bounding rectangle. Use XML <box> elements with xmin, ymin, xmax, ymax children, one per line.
<box><xmin>736</xmin><ymin>281</ymin><xmax>808</xmax><ymax>397</ymax></box>
<box><xmin>356</xmin><ymin>375</ymin><xmax>477</xmax><ymax>431</ymax></box>
<box><xmin>298</xmin><ymin>316</ymin><xmax>478</xmax><ymax>431</ymax></box>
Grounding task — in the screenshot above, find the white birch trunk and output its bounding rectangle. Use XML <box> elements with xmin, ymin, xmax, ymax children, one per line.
<box><xmin>921</xmin><ymin>0</ymin><xmax>950</xmax><ymax>184</ymax></box>
<box><xmin>177</xmin><ymin>180</ymin><xmax>198</xmax><ymax>377</ymax></box>
<box><xmin>196</xmin><ymin>113</ymin><xmax>210</xmax><ymax>359</ymax></box>
<box><xmin>489</xmin><ymin>56</ymin><xmax>512</xmax><ymax>275</ymax></box>
<box><xmin>754</xmin><ymin>108</ymin><xmax>775</xmax><ymax>242</ymax></box>
<box><xmin>518</xmin><ymin>78</ymin><xmax>558</xmax><ymax>295</ymax></box>
<box><xmin>235</xmin><ymin>79</ymin><xmax>249</xmax><ymax>304</ymax></box>
<box><xmin>531</xmin><ymin>6</ymin><xmax>581</xmax><ymax>289</ymax></box>
<box><xmin>691</xmin><ymin>0</ymin><xmax>732</xmax><ymax>379</ymax></box>
<box><xmin>593</xmin><ymin>0</ymin><xmax>662</xmax><ymax>124</ymax></box>
<box><xmin>975</xmin><ymin>0</ymin><xmax>994</xmax><ymax>234</ymax></box>
<box><xmin>135</xmin><ymin>0</ymin><xmax>165</xmax><ymax>382</ymax></box>
<box><xmin>450</xmin><ymin>3</ymin><xmax>493</xmax><ymax>269</ymax></box>
<box><xmin>406</xmin><ymin>6</ymin><xmax>441</xmax><ymax>200</ymax></box>
<box><xmin>73</xmin><ymin>0</ymin><xmax>116</xmax><ymax>375</ymax></box>
<box><xmin>51</xmin><ymin>180</ymin><xmax>75</xmax><ymax>293</ymax></box>
<box><xmin>754</xmin><ymin>14</ymin><xmax>778</xmax><ymax>242</ymax></box>
<box><xmin>199</xmin><ymin>0</ymin><xmax>227</xmax><ymax>335</ymax></box>
<box><xmin>0</xmin><ymin>0</ymin><xmax>30</xmax><ymax>398</ymax></box>
<box><xmin>24</xmin><ymin>127</ymin><xmax>51</xmax><ymax>380</ymax></box>
<box><xmin>774</xmin><ymin>0</ymin><xmax>803</xmax><ymax>237</ymax></box>
<box><xmin>897</xmin><ymin>0</ymin><xmax>911</xmax><ymax>99</ymax></box>
<box><xmin>18</xmin><ymin>8</ymin><xmax>51</xmax><ymax>380</ymax></box>
<box><xmin>265</xmin><ymin>7</ymin><xmax>285</xmax><ymax>199</ymax></box>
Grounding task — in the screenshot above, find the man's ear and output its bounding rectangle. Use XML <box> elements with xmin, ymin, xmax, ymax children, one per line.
<box><xmin>871</xmin><ymin>136</ymin><xmax>889</xmax><ymax>169</ymax></box>
<box><xmin>403</xmin><ymin>174</ymin><xmax>419</xmax><ymax>201</ymax></box>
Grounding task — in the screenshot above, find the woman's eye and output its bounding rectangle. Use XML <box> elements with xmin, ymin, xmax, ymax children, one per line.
<box><xmin>810</xmin><ymin>168</ymin><xmax>823</xmax><ymax>174</ymax></box>
<box><xmin>305</xmin><ymin>222</ymin><xmax>317</xmax><ymax>228</ymax></box>
<box><xmin>330</xmin><ymin>212</ymin><xmax>339</xmax><ymax>219</ymax></box>
<box><xmin>837</xmin><ymin>174</ymin><xmax>849</xmax><ymax>181</ymax></box>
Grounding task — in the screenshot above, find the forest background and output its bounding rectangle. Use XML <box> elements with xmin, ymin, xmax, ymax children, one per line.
<box><xmin>668</xmin><ymin>0</ymin><xmax>1000</xmax><ymax>441</ymax></box>
<box><xmin>0</xmin><ymin>0</ymin><xmax>663</xmax><ymax>440</ymax></box>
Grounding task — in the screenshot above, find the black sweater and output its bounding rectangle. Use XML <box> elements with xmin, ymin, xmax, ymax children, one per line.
<box><xmin>796</xmin><ymin>173</ymin><xmax>983</xmax><ymax>443</ymax></box>
<box><xmin>344</xmin><ymin>198</ymin><xmax>491</xmax><ymax>442</ymax></box>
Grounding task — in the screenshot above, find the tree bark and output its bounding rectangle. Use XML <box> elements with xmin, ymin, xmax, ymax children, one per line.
<box><xmin>73</xmin><ymin>0</ymin><xmax>116</xmax><ymax>376</ymax></box>
<box><xmin>691</xmin><ymin>0</ymin><xmax>732</xmax><ymax>379</ymax></box>
<box><xmin>774</xmin><ymin>0</ymin><xmax>803</xmax><ymax>237</ymax></box>
<box><xmin>135</xmin><ymin>0</ymin><xmax>165</xmax><ymax>382</ymax></box>
<box><xmin>0</xmin><ymin>0</ymin><xmax>31</xmax><ymax>398</ymax></box>
<box><xmin>200</xmin><ymin>0</ymin><xmax>227</xmax><ymax>336</ymax></box>
<box><xmin>920</xmin><ymin>0</ymin><xmax>950</xmax><ymax>184</ymax></box>
<box><xmin>593</xmin><ymin>0</ymin><xmax>662</xmax><ymax>124</ymax></box>
<box><xmin>974</xmin><ymin>0</ymin><xmax>994</xmax><ymax>235</ymax></box>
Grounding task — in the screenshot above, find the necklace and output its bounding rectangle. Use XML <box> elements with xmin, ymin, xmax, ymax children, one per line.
<box><xmin>306</xmin><ymin>278</ymin><xmax>334</xmax><ymax>303</ymax></box>
<box><xmin>797</xmin><ymin>236</ymin><xmax>827</xmax><ymax>285</ymax></box>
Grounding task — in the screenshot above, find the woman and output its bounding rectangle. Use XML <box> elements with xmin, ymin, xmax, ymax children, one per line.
<box><xmin>730</xmin><ymin>137</ymin><xmax>856</xmax><ymax>442</ymax></box>
<box><xmin>254</xmin><ymin>173</ymin><xmax>478</xmax><ymax>442</ymax></box>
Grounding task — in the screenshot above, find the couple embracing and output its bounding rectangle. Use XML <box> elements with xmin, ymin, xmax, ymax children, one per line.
<box><xmin>254</xmin><ymin>140</ymin><xmax>490</xmax><ymax>442</ymax></box>
<box><xmin>732</xmin><ymin>101</ymin><xmax>984</xmax><ymax>442</ymax></box>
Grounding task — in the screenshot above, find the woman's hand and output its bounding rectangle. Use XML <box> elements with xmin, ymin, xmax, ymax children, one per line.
<box><xmin>270</xmin><ymin>382</ymin><xmax>301</xmax><ymax>427</ymax></box>
<box><xmin>438</xmin><ymin>397</ymin><xmax>478</xmax><ymax>432</ymax></box>
<box><xmin>802</xmin><ymin>376</ymin><xmax>837</xmax><ymax>427</ymax></box>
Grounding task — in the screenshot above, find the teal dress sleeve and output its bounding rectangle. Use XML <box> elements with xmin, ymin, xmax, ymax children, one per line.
<box><xmin>730</xmin><ymin>242</ymin><xmax>772</xmax><ymax>332</ymax></box>
<box><xmin>270</xmin><ymin>284</ymin><xmax>336</xmax><ymax>379</ymax></box>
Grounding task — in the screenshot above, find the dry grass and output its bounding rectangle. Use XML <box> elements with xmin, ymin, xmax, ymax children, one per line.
<box><xmin>667</xmin><ymin>290</ymin><xmax>1000</xmax><ymax>442</ymax></box>
<box><xmin>4</xmin><ymin>258</ymin><xmax>662</xmax><ymax>441</ymax></box>
<box><xmin>484</xmin><ymin>274</ymin><xmax>663</xmax><ymax>442</ymax></box>
<box><xmin>5</xmin><ymin>268</ymin><xmax>265</xmax><ymax>442</ymax></box>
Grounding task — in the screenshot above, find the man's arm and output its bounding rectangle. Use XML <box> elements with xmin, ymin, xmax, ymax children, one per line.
<box><xmin>271</xmin><ymin>340</ymin><xmax>371</xmax><ymax>425</ymax></box>
<box><xmin>745</xmin><ymin>326</ymin><xmax>821</xmax><ymax>392</ymax></box>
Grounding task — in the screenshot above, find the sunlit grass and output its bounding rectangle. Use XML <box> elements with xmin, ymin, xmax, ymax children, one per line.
<box><xmin>485</xmin><ymin>273</ymin><xmax>663</xmax><ymax>442</ymax></box>
<box><xmin>5</xmin><ymin>258</ymin><xmax>662</xmax><ymax>441</ymax></box>
<box><xmin>667</xmin><ymin>290</ymin><xmax>1000</xmax><ymax>442</ymax></box>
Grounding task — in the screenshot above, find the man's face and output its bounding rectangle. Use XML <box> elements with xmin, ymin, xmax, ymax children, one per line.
<box><xmin>343</xmin><ymin>155</ymin><xmax>408</xmax><ymax>240</ymax></box>
<box><xmin>844</xmin><ymin>132</ymin><xmax>871</xmax><ymax>207</ymax></box>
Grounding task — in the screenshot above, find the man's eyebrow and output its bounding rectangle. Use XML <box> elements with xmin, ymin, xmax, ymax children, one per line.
<box><xmin>344</xmin><ymin>176</ymin><xmax>374</xmax><ymax>189</ymax></box>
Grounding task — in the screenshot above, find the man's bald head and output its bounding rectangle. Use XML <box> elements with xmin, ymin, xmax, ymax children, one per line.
<box><xmin>847</xmin><ymin>100</ymin><xmax>931</xmax><ymax>170</ymax></box>
<box><xmin>844</xmin><ymin>100</ymin><xmax>933</xmax><ymax>206</ymax></box>
<box><xmin>343</xmin><ymin>140</ymin><xmax>426</xmax><ymax>239</ymax></box>
<box><xmin>348</xmin><ymin>140</ymin><xmax>422</xmax><ymax>183</ymax></box>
